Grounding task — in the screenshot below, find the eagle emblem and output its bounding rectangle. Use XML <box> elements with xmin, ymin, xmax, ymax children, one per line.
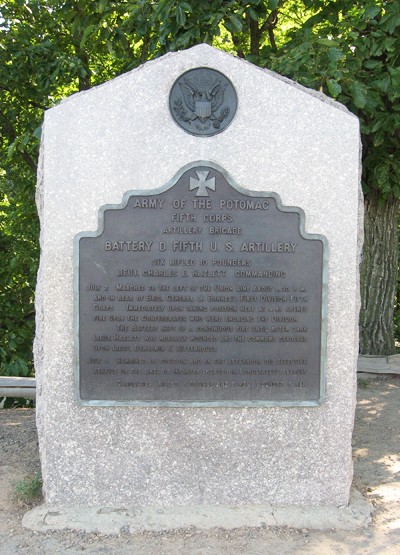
<box><xmin>172</xmin><ymin>70</ymin><xmax>231</xmax><ymax>132</ymax></box>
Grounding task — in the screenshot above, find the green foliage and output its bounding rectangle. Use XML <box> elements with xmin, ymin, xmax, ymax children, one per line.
<box><xmin>14</xmin><ymin>473</ymin><xmax>42</xmax><ymax>506</ymax></box>
<box><xmin>263</xmin><ymin>1</ymin><xmax>400</xmax><ymax>200</ymax></box>
<box><xmin>0</xmin><ymin>175</ymin><xmax>38</xmax><ymax>376</ymax></box>
<box><xmin>1</xmin><ymin>1</ymin><xmax>399</xmax><ymax>372</ymax></box>
<box><xmin>357</xmin><ymin>378</ymin><xmax>370</xmax><ymax>389</ymax></box>
<box><xmin>2</xmin><ymin>396</ymin><xmax>35</xmax><ymax>409</ymax></box>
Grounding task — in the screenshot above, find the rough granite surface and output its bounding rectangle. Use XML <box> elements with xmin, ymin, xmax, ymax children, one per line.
<box><xmin>34</xmin><ymin>44</ymin><xmax>362</xmax><ymax>509</ymax></box>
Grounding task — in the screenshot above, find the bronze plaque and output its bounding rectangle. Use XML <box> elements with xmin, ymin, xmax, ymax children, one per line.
<box><xmin>75</xmin><ymin>163</ymin><xmax>327</xmax><ymax>406</ymax></box>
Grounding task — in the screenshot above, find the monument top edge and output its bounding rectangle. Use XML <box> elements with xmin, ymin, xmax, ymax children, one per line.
<box><xmin>45</xmin><ymin>43</ymin><xmax>354</xmax><ymax>120</ymax></box>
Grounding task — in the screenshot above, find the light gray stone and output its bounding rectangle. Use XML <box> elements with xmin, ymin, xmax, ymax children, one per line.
<box><xmin>34</xmin><ymin>44</ymin><xmax>362</xmax><ymax>513</ymax></box>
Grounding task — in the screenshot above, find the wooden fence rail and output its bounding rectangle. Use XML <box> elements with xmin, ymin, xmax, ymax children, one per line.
<box><xmin>0</xmin><ymin>377</ymin><xmax>36</xmax><ymax>399</ymax></box>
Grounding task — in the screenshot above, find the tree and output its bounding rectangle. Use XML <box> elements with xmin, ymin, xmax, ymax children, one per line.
<box><xmin>1</xmin><ymin>1</ymin><xmax>399</xmax><ymax>377</ymax></box>
<box><xmin>263</xmin><ymin>0</ymin><xmax>400</xmax><ymax>354</ymax></box>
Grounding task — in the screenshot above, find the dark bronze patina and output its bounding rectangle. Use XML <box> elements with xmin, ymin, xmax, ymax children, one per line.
<box><xmin>76</xmin><ymin>164</ymin><xmax>326</xmax><ymax>405</ymax></box>
<box><xmin>169</xmin><ymin>68</ymin><xmax>237</xmax><ymax>137</ymax></box>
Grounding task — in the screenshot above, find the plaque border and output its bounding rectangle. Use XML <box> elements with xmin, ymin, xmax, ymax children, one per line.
<box><xmin>73</xmin><ymin>161</ymin><xmax>328</xmax><ymax>408</ymax></box>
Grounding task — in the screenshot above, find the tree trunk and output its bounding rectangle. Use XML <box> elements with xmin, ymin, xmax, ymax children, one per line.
<box><xmin>359</xmin><ymin>193</ymin><xmax>399</xmax><ymax>355</ymax></box>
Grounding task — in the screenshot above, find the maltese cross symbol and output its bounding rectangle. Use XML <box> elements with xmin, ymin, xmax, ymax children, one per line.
<box><xmin>189</xmin><ymin>170</ymin><xmax>216</xmax><ymax>197</ymax></box>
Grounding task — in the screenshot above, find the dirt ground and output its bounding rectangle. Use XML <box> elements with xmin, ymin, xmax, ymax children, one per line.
<box><xmin>0</xmin><ymin>375</ymin><xmax>399</xmax><ymax>555</ymax></box>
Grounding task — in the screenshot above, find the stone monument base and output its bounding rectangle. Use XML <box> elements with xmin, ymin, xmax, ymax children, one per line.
<box><xmin>23</xmin><ymin>489</ymin><xmax>372</xmax><ymax>534</ymax></box>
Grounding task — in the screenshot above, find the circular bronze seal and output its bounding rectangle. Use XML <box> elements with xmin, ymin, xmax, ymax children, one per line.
<box><xmin>169</xmin><ymin>67</ymin><xmax>237</xmax><ymax>137</ymax></box>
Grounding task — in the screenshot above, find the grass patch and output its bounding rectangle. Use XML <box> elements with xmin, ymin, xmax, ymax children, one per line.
<box><xmin>357</xmin><ymin>378</ymin><xmax>370</xmax><ymax>389</ymax></box>
<box><xmin>14</xmin><ymin>473</ymin><xmax>43</xmax><ymax>506</ymax></box>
